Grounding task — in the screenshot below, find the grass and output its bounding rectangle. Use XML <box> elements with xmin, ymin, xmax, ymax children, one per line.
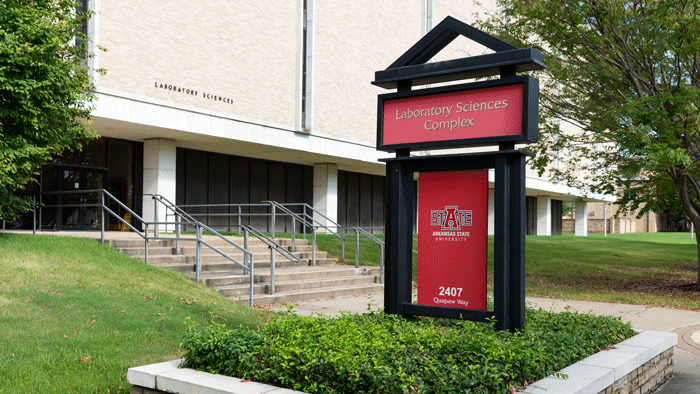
<box><xmin>523</xmin><ymin>233</ymin><xmax>699</xmax><ymax>309</ymax></box>
<box><xmin>0</xmin><ymin>233</ymin><xmax>265</xmax><ymax>394</ymax></box>
<box><xmin>304</xmin><ymin>232</ymin><xmax>700</xmax><ymax>311</ymax></box>
<box><xmin>1</xmin><ymin>231</ymin><xmax>697</xmax><ymax>392</ymax></box>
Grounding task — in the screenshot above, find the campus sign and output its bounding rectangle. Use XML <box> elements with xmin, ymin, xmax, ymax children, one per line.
<box><xmin>374</xmin><ymin>16</ymin><xmax>545</xmax><ymax>332</ymax></box>
<box><xmin>377</xmin><ymin>76</ymin><xmax>538</xmax><ymax>152</ymax></box>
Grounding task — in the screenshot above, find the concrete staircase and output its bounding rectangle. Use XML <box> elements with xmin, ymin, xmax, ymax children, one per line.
<box><xmin>107</xmin><ymin>235</ymin><xmax>383</xmax><ymax>306</ymax></box>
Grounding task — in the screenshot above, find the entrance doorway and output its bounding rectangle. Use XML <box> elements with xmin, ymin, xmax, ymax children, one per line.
<box><xmin>54</xmin><ymin>165</ymin><xmax>107</xmax><ymax>231</ymax></box>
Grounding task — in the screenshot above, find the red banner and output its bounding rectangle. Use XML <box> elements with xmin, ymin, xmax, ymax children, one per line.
<box><xmin>417</xmin><ymin>170</ymin><xmax>488</xmax><ymax>310</ymax></box>
<box><xmin>382</xmin><ymin>84</ymin><xmax>523</xmax><ymax>146</ymax></box>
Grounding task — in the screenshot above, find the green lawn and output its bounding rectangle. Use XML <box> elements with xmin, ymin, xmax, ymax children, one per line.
<box><xmin>312</xmin><ymin>231</ymin><xmax>700</xmax><ymax>310</ymax></box>
<box><xmin>523</xmin><ymin>233</ymin><xmax>699</xmax><ymax>309</ymax></box>
<box><xmin>0</xmin><ymin>233</ymin><xmax>265</xmax><ymax>394</ymax></box>
<box><xmin>1</xmin><ymin>231</ymin><xmax>697</xmax><ymax>393</ymax></box>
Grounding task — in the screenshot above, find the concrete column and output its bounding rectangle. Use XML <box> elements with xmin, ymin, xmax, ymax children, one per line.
<box><xmin>575</xmin><ymin>201</ymin><xmax>588</xmax><ymax>236</ymax></box>
<box><xmin>487</xmin><ymin>188</ymin><xmax>495</xmax><ymax>235</ymax></box>
<box><xmin>536</xmin><ymin>196</ymin><xmax>552</xmax><ymax>236</ymax></box>
<box><xmin>143</xmin><ymin>138</ymin><xmax>177</xmax><ymax>232</ymax></box>
<box><xmin>313</xmin><ymin>163</ymin><xmax>338</xmax><ymax>232</ymax></box>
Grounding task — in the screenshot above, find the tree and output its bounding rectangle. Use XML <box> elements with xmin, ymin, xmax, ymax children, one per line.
<box><xmin>482</xmin><ymin>0</ymin><xmax>700</xmax><ymax>285</ymax></box>
<box><xmin>0</xmin><ymin>0</ymin><xmax>99</xmax><ymax>221</ymax></box>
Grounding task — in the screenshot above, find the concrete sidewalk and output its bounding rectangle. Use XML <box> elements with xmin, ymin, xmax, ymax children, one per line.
<box><xmin>278</xmin><ymin>293</ymin><xmax>700</xmax><ymax>394</ymax></box>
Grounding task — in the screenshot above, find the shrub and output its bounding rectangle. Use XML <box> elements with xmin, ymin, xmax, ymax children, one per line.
<box><xmin>180</xmin><ymin>308</ymin><xmax>635</xmax><ymax>394</ymax></box>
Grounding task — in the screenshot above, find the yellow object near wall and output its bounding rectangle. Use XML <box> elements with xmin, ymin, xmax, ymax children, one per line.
<box><xmin>120</xmin><ymin>214</ymin><xmax>132</xmax><ymax>231</ymax></box>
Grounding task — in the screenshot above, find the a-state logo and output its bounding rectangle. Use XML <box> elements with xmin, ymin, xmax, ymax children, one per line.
<box><xmin>430</xmin><ymin>206</ymin><xmax>472</xmax><ymax>230</ymax></box>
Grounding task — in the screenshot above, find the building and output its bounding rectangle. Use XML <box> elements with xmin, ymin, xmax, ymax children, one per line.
<box><xmin>15</xmin><ymin>0</ymin><xmax>613</xmax><ymax>236</ymax></box>
<box><xmin>567</xmin><ymin>202</ymin><xmax>662</xmax><ymax>235</ymax></box>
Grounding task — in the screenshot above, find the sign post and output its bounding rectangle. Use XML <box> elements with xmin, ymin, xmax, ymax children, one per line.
<box><xmin>373</xmin><ymin>16</ymin><xmax>545</xmax><ymax>332</ymax></box>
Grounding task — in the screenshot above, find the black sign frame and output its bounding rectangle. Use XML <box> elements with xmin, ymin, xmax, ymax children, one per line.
<box><xmin>373</xmin><ymin>16</ymin><xmax>545</xmax><ymax>332</ymax></box>
<box><xmin>377</xmin><ymin>76</ymin><xmax>539</xmax><ymax>153</ymax></box>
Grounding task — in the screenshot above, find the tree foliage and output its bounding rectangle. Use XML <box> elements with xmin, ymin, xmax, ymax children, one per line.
<box><xmin>482</xmin><ymin>0</ymin><xmax>700</xmax><ymax>282</ymax></box>
<box><xmin>0</xmin><ymin>0</ymin><xmax>99</xmax><ymax>221</ymax></box>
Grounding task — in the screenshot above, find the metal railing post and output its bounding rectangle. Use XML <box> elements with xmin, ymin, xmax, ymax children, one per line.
<box><xmin>196</xmin><ymin>224</ymin><xmax>202</xmax><ymax>285</ymax></box>
<box><xmin>153</xmin><ymin>197</ymin><xmax>158</xmax><ymax>236</ymax></box>
<box><xmin>100</xmin><ymin>191</ymin><xmax>105</xmax><ymax>244</ymax></box>
<box><xmin>175</xmin><ymin>215</ymin><xmax>181</xmax><ymax>254</ymax></box>
<box><xmin>312</xmin><ymin>227</ymin><xmax>317</xmax><ymax>266</ymax></box>
<box><xmin>303</xmin><ymin>205</ymin><xmax>307</xmax><ymax>238</ymax></box>
<box><xmin>270</xmin><ymin>204</ymin><xmax>276</xmax><ymax>239</ymax></box>
<box><xmin>269</xmin><ymin>245</ymin><xmax>275</xmax><ymax>294</ymax></box>
<box><xmin>249</xmin><ymin>253</ymin><xmax>254</xmax><ymax>308</ymax></box>
<box><xmin>244</xmin><ymin>228</ymin><xmax>249</xmax><ymax>261</ymax></box>
<box><xmin>32</xmin><ymin>195</ymin><xmax>37</xmax><ymax>235</ymax></box>
<box><xmin>144</xmin><ymin>223</ymin><xmax>149</xmax><ymax>264</ymax></box>
<box><xmin>291</xmin><ymin>218</ymin><xmax>296</xmax><ymax>253</ymax></box>
<box><xmin>238</xmin><ymin>205</ymin><xmax>241</xmax><ymax>233</ymax></box>
<box><xmin>242</xmin><ymin>230</ymin><xmax>248</xmax><ymax>272</ymax></box>
<box><xmin>355</xmin><ymin>228</ymin><xmax>360</xmax><ymax>268</ymax></box>
<box><xmin>38</xmin><ymin>193</ymin><xmax>42</xmax><ymax>232</ymax></box>
<box><xmin>379</xmin><ymin>245</ymin><xmax>384</xmax><ymax>284</ymax></box>
<box><xmin>341</xmin><ymin>229</ymin><xmax>345</xmax><ymax>263</ymax></box>
<box><xmin>244</xmin><ymin>228</ymin><xmax>253</xmax><ymax>307</ymax></box>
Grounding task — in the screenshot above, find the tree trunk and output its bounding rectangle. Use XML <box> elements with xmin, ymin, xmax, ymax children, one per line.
<box><xmin>696</xmin><ymin>229</ymin><xmax>700</xmax><ymax>284</ymax></box>
<box><xmin>675</xmin><ymin>173</ymin><xmax>700</xmax><ymax>284</ymax></box>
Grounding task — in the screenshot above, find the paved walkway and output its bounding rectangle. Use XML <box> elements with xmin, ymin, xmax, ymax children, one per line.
<box><xmin>281</xmin><ymin>293</ymin><xmax>700</xmax><ymax>394</ymax></box>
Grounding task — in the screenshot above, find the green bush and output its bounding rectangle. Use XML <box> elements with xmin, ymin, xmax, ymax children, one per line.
<box><xmin>180</xmin><ymin>308</ymin><xmax>635</xmax><ymax>394</ymax></box>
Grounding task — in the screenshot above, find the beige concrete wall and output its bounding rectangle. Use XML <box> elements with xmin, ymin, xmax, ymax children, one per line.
<box><xmin>97</xmin><ymin>0</ymin><xmax>298</xmax><ymax>127</ymax></box>
<box><xmin>312</xmin><ymin>1</ymin><xmax>422</xmax><ymax>144</ymax></box>
<box><xmin>432</xmin><ymin>0</ymin><xmax>499</xmax><ymax>61</ymax></box>
<box><xmin>313</xmin><ymin>0</ymin><xmax>502</xmax><ymax>145</ymax></box>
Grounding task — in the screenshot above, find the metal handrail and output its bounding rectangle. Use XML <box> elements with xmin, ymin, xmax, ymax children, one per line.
<box><xmin>159</xmin><ymin>199</ymin><xmax>329</xmax><ymax>266</ymax></box>
<box><xmin>173</xmin><ymin>203</ymin><xmax>271</xmax><ymax>231</ymax></box>
<box><xmin>268</xmin><ymin>201</ymin><xmax>318</xmax><ymax>266</ymax></box>
<box><xmin>148</xmin><ymin>194</ymin><xmax>255</xmax><ymax>306</ymax></box>
<box><xmin>28</xmin><ymin>189</ymin><xmax>257</xmax><ymax>307</ymax></box>
<box><xmin>264</xmin><ymin>200</ymin><xmax>310</xmax><ymax>253</ymax></box>
<box><xmin>279</xmin><ymin>202</ymin><xmax>348</xmax><ymax>263</ymax></box>
<box><xmin>242</xmin><ymin>225</ymin><xmax>301</xmax><ymax>262</ymax></box>
<box><xmin>241</xmin><ymin>225</ymin><xmax>302</xmax><ymax>295</ymax></box>
<box><xmin>351</xmin><ymin>226</ymin><xmax>385</xmax><ymax>284</ymax></box>
<box><xmin>159</xmin><ymin>200</ymin><xmax>407</xmax><ymax>268</ymax></box>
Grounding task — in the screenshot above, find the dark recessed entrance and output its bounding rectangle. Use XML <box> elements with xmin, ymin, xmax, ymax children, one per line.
<box><xmin>8</xmin><ymin>137</ymin><xmax>144</xmax><ymax>231</ymax></box>
<box><xmin>54</xmin><ymin>165</ymin><xmax>107</xmax><ymax>231</ymax></box>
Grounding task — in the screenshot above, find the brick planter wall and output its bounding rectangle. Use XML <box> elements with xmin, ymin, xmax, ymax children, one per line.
<box><xmin>128</xmin><ymin>331</ymin><xmax>677</xmax><ymax>394</ymax></box>
<box><xmin>597</xmin><ymin>347</ymin><xmax>673</xmax><ymax>394</ymax></box>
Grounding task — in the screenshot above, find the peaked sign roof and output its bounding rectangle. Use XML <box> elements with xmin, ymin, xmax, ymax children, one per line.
<box><xmin>372</xmin><ymin>16</ymin><xmax>546</xmax><ymax>89</ymax></box>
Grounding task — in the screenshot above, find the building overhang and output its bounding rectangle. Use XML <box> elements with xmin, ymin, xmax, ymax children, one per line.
<box><xmin>90</xmin><ymin>89</ymin><xmax>391</xmax><ymax>176</ymax></box>
<box><xmin>90</xmin><ymin>89</ymin><xmax>616</xmax><ymax>203</ymax></box>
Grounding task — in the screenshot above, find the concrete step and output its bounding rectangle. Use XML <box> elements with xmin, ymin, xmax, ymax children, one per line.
<box><xmin>216</xmin><ymin>273</ymin><xmax>379</xmax><ymax>298</ymax></box>
<box><xmin>107</xmin><ymin>234</ymin><xmax>381</xmax><ymax>306</ymax></box>
<box><xmin>125</xmin><ymin>249</ymin><xmax>328</xmax><ymax>264</ymax></box>
<box><xmin>114</xmin><ymin>242</ymin><xmax>279</xmax><ymax>256</ymax></box>
<box><xmin>232</xmin><ymin>283</ymin><xmax>386</xmax><ymax>306</ymax></box>
<box><xmin>168</xmin><ymin>248</ymin><xmax>328</xmax><ymax>261</ymax></box>
<box><xmin>190</xmin><ymin>266</ymin><xmax>364</xmax><ymax>287</ymax></box>
<box><xmin>151</xmin><ymin>258</ymin><xmax>327</xmax><ymax>273</ymax></box>
<box><xmin>107</xmin><ymin>239</ymin><xmax>175</xmax><ymax>248</ymax></box>
<box><xmin>107</xmin><ymin>235</ymin><xmax>305</xmax><ymax>249</ymax></box>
